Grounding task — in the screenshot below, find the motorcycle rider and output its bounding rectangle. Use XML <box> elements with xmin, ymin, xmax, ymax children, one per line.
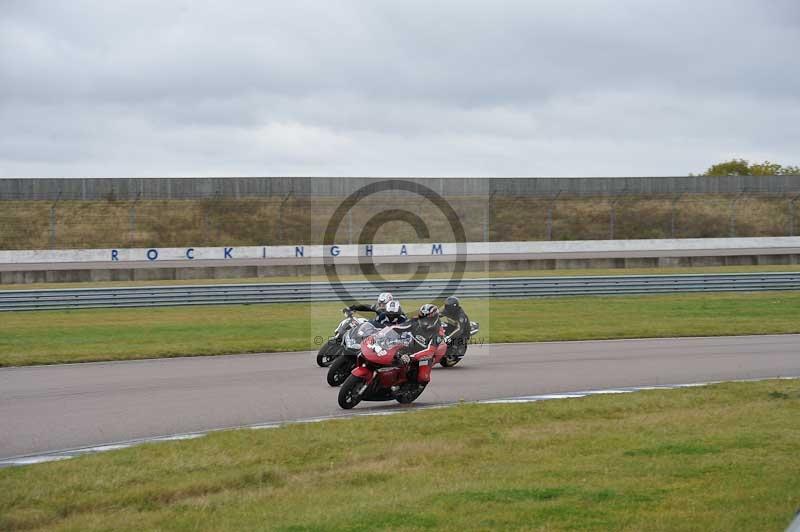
<box><xmin>392</xmin><ymin>304</ymin><xmax>443</xmax><ymax>365</ymax></box>
<box><xmin>372</xmin><ymin>299</ymin><xmax>407</xmax><ymax>327</ymax></box>
<box><xmin>441</xmin><ymin>296</ymin><xmax>471</xmax><ymax>357</ymax></box>
<box><xmin>345</xmin><ymin>292</ymin><xmax>393</xmax><ymax>316</ymax></box>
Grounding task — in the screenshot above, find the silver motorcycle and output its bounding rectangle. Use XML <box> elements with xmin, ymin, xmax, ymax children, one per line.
<box><xmin>315</xmin><ymin>309</ymin><xmax>367</xmax><ymax>367</ymax></box>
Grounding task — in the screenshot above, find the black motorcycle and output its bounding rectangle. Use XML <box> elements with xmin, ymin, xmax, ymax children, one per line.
<box><xmin>326</xmin><ymin>320</ymin><xmax>379</xmax><ymax>386</ymax></box>
<box><xmin>440</xmin><ymin>320</ymin><xmax>480</xmax><ymax>367</ymax></box>
<box><xmin>316</xmin><ymin>309</ymin><xmax>367</xmax><ymax>367</ymax></box>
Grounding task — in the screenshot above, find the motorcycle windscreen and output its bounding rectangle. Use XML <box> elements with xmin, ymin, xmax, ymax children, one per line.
<box><xmin>346</xmin><ymin>321</ymin><xmax>379</xmax><ymax>349</ymax></box>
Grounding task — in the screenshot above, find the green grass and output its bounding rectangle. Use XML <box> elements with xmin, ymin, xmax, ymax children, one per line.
<box><xmin>1</xmin><ymin>264</ymin><xmax>798</xmax><ymax>291</ymax></box>
<box><xmin>1</xmin><ymin>379</ymin><xmax>798</xmax><ymax>531</ymax></box>
<box><xmin>1</xmin><ymin>291</ymin><xmax>800</xmax><ymax>367</ymax></box>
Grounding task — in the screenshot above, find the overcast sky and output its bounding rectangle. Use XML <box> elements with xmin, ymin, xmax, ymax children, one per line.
<box><xmin>1</xmin><ymin>0</ymin><xmax>798</xmax><ymax>177</ymax></box>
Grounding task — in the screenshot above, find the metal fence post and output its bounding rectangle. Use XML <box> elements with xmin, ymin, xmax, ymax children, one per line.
<box><xmin>214</xmin><ymin>186</ymin><xmax>223</xmax><ymax>242</ymax></box>
<box><xmin>670</xmin><ymin>192</ymin><xmax>684</xmax><ymax>238</ymax></box>
<box><xmin>484</xmin><ymin>191</ymin><xmax>496</xmax><ymax>242</ymax></box>
<box><xmin>729</xmin><ymin>191</ymin><xmax>745</xmax><ymax>237</ymax></box>
<box><xmin>347</xmin><ymin>210</ymin><xmax>353</xmax><ymax>244</ymax></box>
<box><xmin>609</xmin><ymin>189</ymin><xmax>627</xmax><ymax>240</ymax></box>
<box><xmin>129</xmin><ymin>191</ymin><xmax>141</xmax><ymax>246</ymax></box>
<box><xmin>788</xmin><ymin>193</ymin><xmax>800</xmax><ymax>236</ymax></box>
<box><xmin>49</xmin><ymin>190</ymin><xmax>62</xmax><ymax>249</ymax></box>
<box><xmin>483</xmin><ymin>204</ymin><xmax>488</xmax><ymax>242</ymax></box>
<box><xmin>278</xmin><ymin>191</ymin><xmax>293</xmax><ymax>244</ymax></box>
<box><xmin>49</xmin><ymin>204</ymin><xmax>56</xmax><ymax>249</ymax></box>
<box><xmin>546</xmin><ymin>190</ymin><xmax>562</xmax><ymax>241</ymax></box>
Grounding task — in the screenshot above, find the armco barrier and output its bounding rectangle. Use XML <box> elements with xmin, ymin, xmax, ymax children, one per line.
<box><xmin>1</xmin><ymin>272</ymin><xmax>799</xmax><ymax>311</ymax></box>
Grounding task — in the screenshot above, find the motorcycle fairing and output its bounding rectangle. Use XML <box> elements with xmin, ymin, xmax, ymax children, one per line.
<box><xmin>416</xmin><ymin>358</ymin><xmax>432</xmax><ymax>382</ymax></box>
<box><xmin>352</xmin><ymin>365</ymin><xmax>374</xmax><ymax>383</ymax></box>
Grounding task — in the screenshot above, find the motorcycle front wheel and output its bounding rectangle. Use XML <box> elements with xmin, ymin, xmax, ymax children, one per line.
<box><xmin>327</xmin><ymin>355</ymin><xmax>355</xmax><ymax>387</ymax></box>
<box><xmin>396</xmin><ymin>382</ymin><xmax>427</xmax><ymax>404</ymax></box>
<box><xmin>338</xmin><ymin>375</ymin><xmax>366</xmax><ymax>409</ymax></box>
<box><xmin>316</xmin><ymin>342</ymin><xmax>340</xmax><ymax>367</ymax></box>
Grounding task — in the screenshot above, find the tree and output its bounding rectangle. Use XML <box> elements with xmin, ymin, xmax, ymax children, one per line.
<box><xmin>704</xmin><ymin>159</ymin><xmax>750</xmax><ymax>176</ymax></box>
<box><xmin>748</xmin><ymin>161</ymin><xmax>785</xmax><ymax>175</ymax></box>
<box><xmin>781</xmin><ymin>165</ymin><xmax>800</xmax><ymax>175</ymax></box>
<box><xmin>701</xmin><ymin>159</ymin><xmax>800</xmax><ymax>176</ymax></box>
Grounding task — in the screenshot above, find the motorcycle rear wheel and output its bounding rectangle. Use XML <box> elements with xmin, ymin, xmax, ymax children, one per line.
<box><xmin>327</xmin><ymin>355</ymin><xmax>355</xmax><ymax>387</ymax></box>
<box><xmin>338</xmin><ymin>375</ymin><xmax>366</xmax><ymax>409</ymax></box>
<box><xmin>396</xmin><ymin>383</ymin><xmax>427</xmax><ymax>404</ymax></box>
<box><xmin>316</xmin><ymin>342</ymin><xmax>339</xmax><ymax>367</ymax></box>
<box><xmin>440</xmin><ymin>355</ymin><xmax>461</xmax><ymax>367</ymax></box>
<box><xmin>440</xmin><ymin>344</ymin><xmax>466</xmax><ymax>367</ymax></box>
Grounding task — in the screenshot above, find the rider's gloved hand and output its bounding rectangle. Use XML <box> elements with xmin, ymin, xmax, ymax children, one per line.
<box><xmin>398</xmin><ymin>353</ymin><xmax>411</xmax><ymax>365</ymax></box>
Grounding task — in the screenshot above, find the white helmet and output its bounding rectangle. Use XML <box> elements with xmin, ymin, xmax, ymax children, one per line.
<box><xmin>385</xmin><ymin>299</ymin><xmax>402</xmax><ymax>318</ymax></box>
<box><xmin>376</xmin><ymin>292</ymin><xmax>393</xmax><ymax>311</ymax></box>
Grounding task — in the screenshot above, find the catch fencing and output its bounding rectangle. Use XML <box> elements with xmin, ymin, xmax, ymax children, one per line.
<box><xmin>5</xmin><ymin>191</ymin><xmax>800</xmax><ymax>250</ymax></box>
<box><xmin>1</xmin><ymin>272</ymin><xmax>799</xmax><ymax>311</ymax></box>
<box><xmin>3</xmin><ymin>176</ymin><xmax>800</xmax><ymax>200</ymax></box>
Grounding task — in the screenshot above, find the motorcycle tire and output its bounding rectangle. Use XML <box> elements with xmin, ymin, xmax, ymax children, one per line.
<box><xmin>316</xmin><ymin>342</ymin><xmax>339</xmax><ymax>367</ymax></box>
<box><xmin>327</xmin><ymin>355</ymin><xmax>355</xmax><ymax>387</ymax></box>
<box><xmin>396</xmin><ymin>383</ymin><xmax>427</xmax><ymax>404</ymax></box>
<box><xmin>440</xmin><ymin>355</ymin><xmax>461</xmax><ymax>367</ymax></box>
<box><xmin>338</xmin><ymin>375</ymin><xmax>366</xmax><ymax>409</ymax></box>
<box><xmin>440</xmin><ymin>344</ymin><xmax>466</xmax><ymax>367</ymax></box>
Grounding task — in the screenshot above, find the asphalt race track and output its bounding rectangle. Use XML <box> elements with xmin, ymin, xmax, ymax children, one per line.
<box><xmin>1</xmin><ymin>334</ymin><xmax>799</xmax><ymax>460</ymax></box>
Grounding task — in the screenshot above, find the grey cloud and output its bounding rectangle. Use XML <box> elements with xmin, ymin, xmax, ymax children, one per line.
<box><xmin>1</xmin><ymin>0</ymin><xmax>799</xmax><ymax>177</ymax></box>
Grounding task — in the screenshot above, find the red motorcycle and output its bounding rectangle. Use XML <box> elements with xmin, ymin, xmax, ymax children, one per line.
<box><xmin>337</xmin><ymin>326</ymin><xmax>447</xmax><ymax>409</ymax></box>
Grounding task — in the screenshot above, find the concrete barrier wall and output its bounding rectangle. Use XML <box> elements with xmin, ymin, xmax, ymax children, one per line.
<box><xmin>2</xmin><ymin>176</ymin><xmax>800</xmax><ymax>200</ymax></box>
<box><xmin>3</xmin><ymin>238</ymin><xmax>800</xmax><ymax>265</ymax></box>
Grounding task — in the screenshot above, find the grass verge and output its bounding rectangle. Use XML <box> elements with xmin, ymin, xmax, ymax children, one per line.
<box><xmin>0</xmin><ymin>264</ymin><xmax>798</xmax><ymax>291</ymax></box>
<box><xmin>1</xmin><ymin>379</ymin><xmax>798</xmax><ymax>531</ymax></box>
<box><xmin>1</xmin><ymin>291</ymin><xmax>800</xmax><ymax>366</ymax></box>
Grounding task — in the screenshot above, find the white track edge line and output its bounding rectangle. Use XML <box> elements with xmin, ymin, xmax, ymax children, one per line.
<box><xmin>1</xmin><ymin>375</ymin><xmax>798</xmax><ymax>468</ymax></box>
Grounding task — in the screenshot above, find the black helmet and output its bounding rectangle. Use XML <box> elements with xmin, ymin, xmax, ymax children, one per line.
<box><xmin>443</xmin><ymin>296</ymin><xmax>460</xmax><ymax>316</ymax></box>
<box><xmin>418</xmin><ymin>304</ymin><xmax>440</xmax><ymax>331</ymax></box>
